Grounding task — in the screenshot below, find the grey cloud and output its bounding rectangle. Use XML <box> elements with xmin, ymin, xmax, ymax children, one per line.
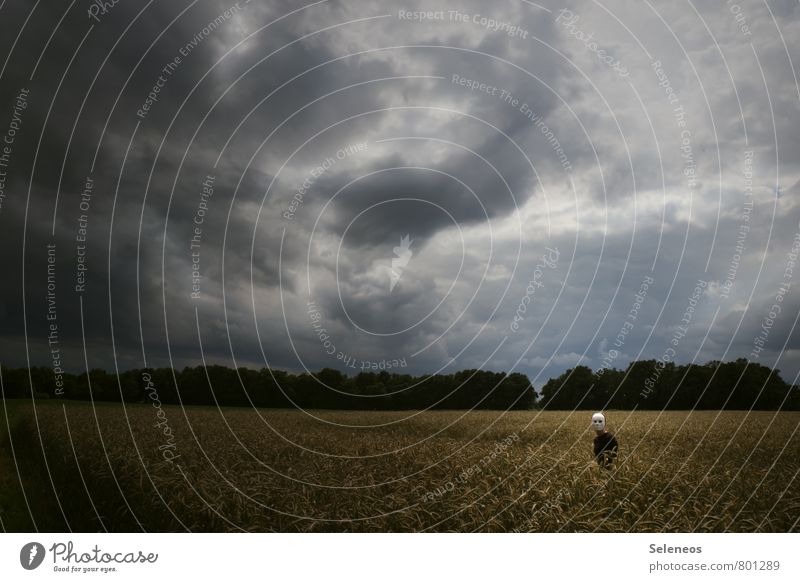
<box><xmin>1</xmin><ymin>0</ymin><xmax>799</xmax><ymax>389</ymax></box>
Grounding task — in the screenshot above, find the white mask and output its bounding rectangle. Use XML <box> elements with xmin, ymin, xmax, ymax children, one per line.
<box><xmin>592</xmin><ymin>412</ymin><xmax>605</xmax><ymax>431</ymax></box>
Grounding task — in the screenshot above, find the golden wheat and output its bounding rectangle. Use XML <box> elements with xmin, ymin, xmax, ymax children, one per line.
<box><xmin>17</xmin><ymin>404</ymin><xmax>800</xmax><ymax>532</ymax></box>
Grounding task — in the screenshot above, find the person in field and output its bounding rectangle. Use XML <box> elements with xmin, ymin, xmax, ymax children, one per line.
<box><xmin>591</xmin><ymin>412</ymin><xmax>618</xmax><ymax>469</ymax></box>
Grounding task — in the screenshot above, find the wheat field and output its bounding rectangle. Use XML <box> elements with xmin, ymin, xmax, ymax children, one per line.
<box><xmin>6</xmin><ymin>403</ymin><xmax>799</xmax><ymax>532</ymax></box>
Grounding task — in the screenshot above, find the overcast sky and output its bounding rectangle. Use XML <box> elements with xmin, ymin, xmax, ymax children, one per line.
<box><xmin>0</xmin><ymin>0</ymin><xmax>799</xmax><ymax>389</ymax></box>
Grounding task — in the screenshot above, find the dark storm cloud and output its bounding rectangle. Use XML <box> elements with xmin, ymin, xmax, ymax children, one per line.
<box><xmin>1</xmin><ymin>0</ymin><xmax>799</xmax><ymax>389</ymax></box>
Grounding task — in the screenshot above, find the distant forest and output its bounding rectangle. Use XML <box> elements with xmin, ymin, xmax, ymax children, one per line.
<box><xmin>540</xmin><ymin>359</ymin><xmax>800</xmax><ymax>410</ymax></box>
<box><xmin>1</xmin><ymin>358</ymin><xmax>798</xmax><ymax>410</ymax></box>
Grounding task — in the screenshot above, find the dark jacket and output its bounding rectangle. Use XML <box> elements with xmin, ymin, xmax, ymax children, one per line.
<box><xmin>593</xmin><ymin>431</ymin><xmax>618</xmax><ymax>468</ymax></box>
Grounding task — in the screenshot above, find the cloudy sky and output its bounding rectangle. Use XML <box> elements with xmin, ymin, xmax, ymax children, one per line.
<box><xmin>0</xmin><ymin>0</ymin><xmax>799</xmax><ymax>389</ymax></box>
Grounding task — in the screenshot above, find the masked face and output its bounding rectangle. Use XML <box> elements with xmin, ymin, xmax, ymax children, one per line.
<box><xmin>592</xmin><ymin>413</ymin><xmax>605</xmax><ymax>431</ymax></box>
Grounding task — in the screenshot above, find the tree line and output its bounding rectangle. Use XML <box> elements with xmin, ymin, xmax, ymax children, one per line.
<box><xmin>540</xmin><ymin>359</ymin><xmax>800</xmax><ymax>410</ymax></box>
<box><xmin>2</xmin><ymin>358</ymin><xmax>797</xmax><ymax>410</ymax></box>
<box><xmin>0</xmin><ymin>366</ymin><xmax>536</xmax><ymax>410</ymax></box>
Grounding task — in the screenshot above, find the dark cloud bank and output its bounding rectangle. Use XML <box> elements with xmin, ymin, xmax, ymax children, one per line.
<box><xmin>1</xmin><ymin>0</ymin><xmax>799</xmax><ymax>391</ymax></box>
